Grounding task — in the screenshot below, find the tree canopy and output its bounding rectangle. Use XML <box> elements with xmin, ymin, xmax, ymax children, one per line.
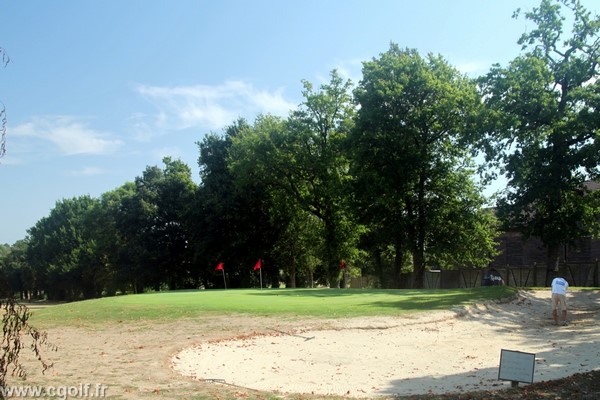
<box><xmin>350</xmin><ymin>44</ymin><xmax>498</xmax><ymax>288</ymax></box>
<box><xmin>478</xmin><ymin>0</ymin><xmax>600</xmax><ymax>275</ymax></box>
<box><xmin>3</xmin><ymin>1</ymin><xmax>600</xmax><ymax>294</ymax></box>
<box><xmin>229</xmin><ymin>71</ymin><xmax>359</xmax><ymax>287</ymax></box>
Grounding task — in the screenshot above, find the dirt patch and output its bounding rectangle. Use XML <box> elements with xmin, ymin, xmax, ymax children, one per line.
<box><xmin>13</xmin><ymin>290</ymin><xmax>600</xmax><ymax>399</ymax></box>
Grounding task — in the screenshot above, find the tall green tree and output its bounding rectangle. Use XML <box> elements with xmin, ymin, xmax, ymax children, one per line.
<box><xmin>152</xmin><ymin>157</ymin><xmax>197</xmax><ymax>289</ymax></box>
<box><xmin>193</xmin><ymin>129</ymin><xmax>237</xmax><ymax>287</ymax></box>
<box><xmin>92</xmin><ymin>183</ymin><xmax>137</xmax><ymax>295</ymax></box>
<box><xmin>230</xmin><ymin>71</ymin><xmax>358</xmax><ymax>287</ymax></box>
<box><xmin>351</xmin><ymin>44</ymin><xmax>497</xmax><ymax>288</ymax></box>
<box><xmin>478</xmin><ymin>0</ymin><xmax>600</xmax><ymax>278</ymax></box>
<box><xmin>26</xmin><ymin>196</ymin><xmax>100</xmax><ymax>300</ymax></box>
<box><xmin>106</xmin><ymin>182</ymin><xmax>151</xmax><ymax>293</ymax></box>
<box><xmin>288</xmin><ymin>71</ymin><xmax>358</xmax><ymax>286</ymax></box>
<box><xmin>228</xmin><ymin>116</ymin><xmax>327</xmax><ymax>287</ymax></box>
<box><xmin>193</xmin><ymin>119</ymin><xmax>278</xmax><ymax>288</ymax></box>
<box><xmin>116</xmin><ymin>157</ymin><xmax>197</xmax><ymax>291</ymax></box>
<box><xmin>0</xmin><ymin>241</ymin><xmax>33</xmax><ymax>299</ymax></box>
<box><xmin>115</xmin><ymin>168</ymin><xmax>163</xmax><ymax>292</ymax></box>
<box><xmin>1</xmin><ymin>240</ymin><xmax>37</xmax><ymax>299</ymax></box>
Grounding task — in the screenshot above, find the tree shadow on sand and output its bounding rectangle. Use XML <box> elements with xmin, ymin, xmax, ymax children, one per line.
<box><xmin>380</xmin><ymin>290</ymin><xmax>600</xmax><ymax>398</ymax></box>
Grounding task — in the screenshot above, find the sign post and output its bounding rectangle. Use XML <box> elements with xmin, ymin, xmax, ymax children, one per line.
<box><xmin>498</xmin><ymin>349</ymin><xmax>535</xmax><ymax>388</ymax></box>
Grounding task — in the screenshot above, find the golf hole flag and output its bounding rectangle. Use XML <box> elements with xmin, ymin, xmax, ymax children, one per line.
<box><xmin>215</xmin><ymin>262</ymin><xmax>226</xmax><ymax>288</ymax></box>
<box><xmin>254</xmin><ymin>259</ymin><xmax>263</xmax><ymax>289</ymax></box>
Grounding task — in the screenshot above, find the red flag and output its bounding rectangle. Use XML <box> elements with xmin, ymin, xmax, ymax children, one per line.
<box><xmin>253</xmin><ymin>259</ymin><xmax>262</xmax><ymax>271</ymax></box>
<box><xmin>215</xmin><ymin>262</ymin><xmax>224</xmax><ymax>271</ymax></box>
<box><xmin>340</xmin><ymin>260</ymin><xmax>346</xmax><ymax>270</ymax></box>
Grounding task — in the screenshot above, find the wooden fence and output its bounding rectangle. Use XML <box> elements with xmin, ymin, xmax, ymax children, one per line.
<box><xmin>350</xmin><ymin>261</ymin><xmax>600</xmax><ymax>289</ymax></box>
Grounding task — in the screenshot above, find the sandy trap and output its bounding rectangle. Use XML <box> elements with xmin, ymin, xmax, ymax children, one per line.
<box><xmin>172</xmin><ymin>290</ymin><xmax>600</xmax><ymax>398</ymax></box>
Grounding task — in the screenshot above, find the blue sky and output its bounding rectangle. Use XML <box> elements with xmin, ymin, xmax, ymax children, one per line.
<box><xmin>1</xmin><ymin>0</ymin><xmax>598</xmax><ymax>245</ymax></box>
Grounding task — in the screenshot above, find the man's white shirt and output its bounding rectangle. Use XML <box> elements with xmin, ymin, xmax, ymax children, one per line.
<box><xmin>551</xmin><ymin>277</ymin><xmax>569</xmax><ymax>295</ymax></box>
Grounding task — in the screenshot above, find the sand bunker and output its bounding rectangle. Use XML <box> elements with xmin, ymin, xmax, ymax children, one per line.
<box><xmin>172</xmin><ymin>290</ymin><xmax>600</xmax><ymax>397</ymax></box>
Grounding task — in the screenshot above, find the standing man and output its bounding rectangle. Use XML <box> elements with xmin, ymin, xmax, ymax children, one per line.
<box><xmin>551</xmin><ymin>275</ymin><xmax>569</xmax><ymax>326</ymax></box>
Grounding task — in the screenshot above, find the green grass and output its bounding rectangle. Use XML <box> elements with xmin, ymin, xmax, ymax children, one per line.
<box><xmin>28</xmin><ymin>286</ymin><xmax>517</xmax><ymax>328</ymax></box>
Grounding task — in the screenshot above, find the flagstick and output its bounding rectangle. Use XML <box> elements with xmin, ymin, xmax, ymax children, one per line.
<box><xmin>259</xmin><ymin>267</ymin><xmax>263</xmax><ymax>290</ymax></box>
<box><xmin>222</xmin><ymin>268</ymin><xmax>227</xmax><ymax>289</ymax></box>
<box><xmin>344</xmin><ymin>267</ymin><xmax>348</xmax><ymax>288</ymax></box>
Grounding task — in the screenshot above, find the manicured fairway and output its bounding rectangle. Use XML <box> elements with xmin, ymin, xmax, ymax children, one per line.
<box><xmin>29</xmin><ymin>286</ymin><xmax>516</xmax><ymax>327</ymax></box>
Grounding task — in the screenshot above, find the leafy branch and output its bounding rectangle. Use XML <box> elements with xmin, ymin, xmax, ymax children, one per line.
<box><xmin>0</xmin><ymin>278</ymin><xmax>56</xmax><ymax>398</ymax></box>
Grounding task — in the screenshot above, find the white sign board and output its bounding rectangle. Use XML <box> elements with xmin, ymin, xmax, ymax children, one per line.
<box><xmin>498</xmin><ymin>349</ymin><xmax>535</xmax><ymax>384</ymax></box>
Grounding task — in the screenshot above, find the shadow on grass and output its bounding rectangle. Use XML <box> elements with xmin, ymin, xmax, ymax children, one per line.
<box><xmin>247</xmin><ymin>287</ymin><xmax>513</xmax><ymax>297</ymax></box>
<box><xmin>246</xmin><ymin>287</ymin><xmax>517</xmax><ymax>312</ymax></box>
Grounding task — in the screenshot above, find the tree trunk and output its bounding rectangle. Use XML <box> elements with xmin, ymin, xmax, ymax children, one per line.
<box><xmin>545</xmin><ymin>242</ymin><xmax>561</xmax><ymax>286</ymax></box>
<box><xmin>393</xmin><ymin>240</ymin><xmax>403</xmax><ymax>288</ymax></box>
<box><xmin>323</xmin><ymin>217</ymin><xmax>341</xmax><ymax>288</ymax></box>
<box><xmin>289</xmin><ymin>258</ymin><xmax>296</xmax><ymax>288</ymax></box>
<box><xmin>412</xmin><ymin>248</ymin><xmax>426</xmax><ymax>289</ymax></box>
<box><xmin>412</xmin><ymin>174</ymin><xmax>427</xmax><ymax>289</ymax></box>
<box><xmin>374</xmin><ymin>248</ymin><xmax>386</xmax><ymax>288</ymax></box>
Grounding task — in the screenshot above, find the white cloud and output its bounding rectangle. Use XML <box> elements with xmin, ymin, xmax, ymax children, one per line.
<box><xmin>153</xmin><ymin>146</ymin><xmax>182</xmax><ymax>161</ymax></box>
<box><xmin>12</xmin><ymin>116</ymin><xmax>123</xmax><ymax>156</ymax></box>
<box><xmin>126</xmin><ymin>112</ymin><xmax>156</xmax><ymax>142</ymax></box>
<box><xmin>135</xmin><ymin>81</ymin><xmax>297</xmax><ymax>132</ymax></box>
<box><xmin>66</xmin><ymin>166</ymin><xmax>105</xmax><ymax>176</ymax></box>
<box><xmin>455</xmin><ymin>61</ymin><xmax>491</xmax><ymax>77</ymax></box>
<box><xmin>329</xmin><ymin>58</ymin><xmax>364</xmax><ymax>85</ymax></box>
